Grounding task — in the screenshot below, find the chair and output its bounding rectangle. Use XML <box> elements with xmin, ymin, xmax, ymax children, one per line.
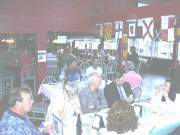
<box><xmin>80</xmin><ymin>62</ymin><xmax>90</xmax><ymax>80</ymax></box>
<box><xmin>2</xmin><ymin>76</ymin><xmax>14</xmax><ymax>96</ymax></box>
<box><xmin>97</xmin><ymin>61</ymin><xmax>106</xmax><ymax>80</ymax></box>
<box><xmin>106</xmin><ymin>61</ymin><xmax>117</xmax><ymax>81</ymax></box>
<box><xmin>21</xmin><ymin>64</ymin><xmax>36</xmax><ymax>99</ymax></box>
<box><xmin>132</xmin><ymin>86</ymin><xmax>142</xmax><ymax>102</ymax></box>
<box><xmin>24</xmin><ymin>84</ymin><xmax>49</xmax><ymax>122</ymax></box>
<box><xmin>42</xmin><ymin>75</ymin><xmax>57</xmax><ymax>84</ymax></box>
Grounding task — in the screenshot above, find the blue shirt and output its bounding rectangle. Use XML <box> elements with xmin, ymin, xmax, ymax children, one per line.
<box><xmin>78</xmin><ymin>87</ymin><xmax>108</xmax><ymax>114</ymax></box>
<box><xmin>59</xmin><ymin>66</ymin><xmax>80</xmax><ymax>82</ymax></box>
<box><xmin>0</xmin><ymin>109</ymin><xmax>47</xmax><ymax>135</ymax></box>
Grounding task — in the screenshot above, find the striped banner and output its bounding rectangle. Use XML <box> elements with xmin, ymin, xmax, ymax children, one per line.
<box><xmin>96</xmin><ymin>24</ymin><xmax>104</xmax><ymax>39</ymax></box>
<box><xmin>104</xmin><ymin>23</ymin><xmax>112</xmax><ymax>41</ymax></box>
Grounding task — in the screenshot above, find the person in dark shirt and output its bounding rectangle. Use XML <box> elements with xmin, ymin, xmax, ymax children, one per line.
<box><xmin>128</xmin><ymin>46</ymin><xmax>139</xmax><ymax>71</ymax></box>
<box><xmin>104</xmin><ymin>71</ymin><xmax>134</xmax><ymax>107</ymax></box>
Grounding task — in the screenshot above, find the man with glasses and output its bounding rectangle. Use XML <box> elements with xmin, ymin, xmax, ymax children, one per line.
<box><xmin>104</xmin><ymin>71</ymin><xmax>134</xmax><ymax>107</ymax></box>
<box><xmin>0</xmin><ymin>88</ymin><xmax>53</xmax><ymax>135</ymax></box>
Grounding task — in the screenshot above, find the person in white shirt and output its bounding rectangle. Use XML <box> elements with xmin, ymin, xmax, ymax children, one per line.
<box><xmin>86</xmin><ymin>57</ymin><xmax>103</xmax><ymax>77</ymax></box>
<box><xmin>45</xmin><ymin>82</ymin><xmax>82</xmax><ymax>135</ymax></box>
<box><xmin>151</xmin><ymin>79</ymin><xmax>176</xmax><ymax>112</ymax></box>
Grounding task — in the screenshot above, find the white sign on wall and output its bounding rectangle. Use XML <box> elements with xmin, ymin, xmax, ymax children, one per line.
<box><xmin>38</xmin><ymin>50</ymin><xmax>46</xmax><ymax>62</ymax></box>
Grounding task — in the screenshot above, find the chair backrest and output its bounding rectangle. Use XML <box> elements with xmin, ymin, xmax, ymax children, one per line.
<box><xmin>132</xmin><ymin>86</ymin><xmax>142</xmax><ymax>102</ymax></box>
<box><xmin>106</xmin><ymin>61</ymin><xmax>117</xmax><ymax>80</ymax></box>
<box><xmin>97</xmin><ymin>62</ymin><xmax>106</xmax><ymax>80</ymax></box>
<box><xmin>80</xmin><ymin>62</ymin><xmax>90</xmax><ymax>79</ymax></box>
<box><xmin>42</xmin><ymin>75</ymin><xmax>57</xmax><ymax>84</ymax></box>
<box><xmin>106</xmin><ymin>61</ymin><xmax>117</xmax><ymax>73</ymax></box>
<box><xmin>21</xmin><ymin>64</ymin><xmax>36</xmax><ymax>99</ymax></box>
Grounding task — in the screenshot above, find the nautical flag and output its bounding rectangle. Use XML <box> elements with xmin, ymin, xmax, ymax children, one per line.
<box><xmin>104</xmin><ymin>23</ymin><xmax>112</xmax><ymax>41</ymax></box>
<box><xmin>127</xmin><ymin>20</ymin><xmax>137</xmax><ymax>39</ymax></box>
<box><xmin>161</xmin><ymin>15</ymin><xmax>176</xmax><ymax>42</ymax></box>
<box><xmin>154</xmin><ymin>29</ymin><xmax>161</xmax><ymax>41</ymax></box>
<box><xmin>175</xmin><ymin>28</ymin><xmax>180</xmax><ymax>41</ymax></box>
<box><xmin>115</xmin><ymin>21</ymin><xmax>123</xmax><ymax>40</ymax></box>
<box><xmin>142</xmin><ymin>17</ymin><xmax>154</xmax><ymax>41</ymax></box>
<box><xmin>96</xmin><ymin>24</ymin><xmax>104</xmax><ymax>39</ymax></box>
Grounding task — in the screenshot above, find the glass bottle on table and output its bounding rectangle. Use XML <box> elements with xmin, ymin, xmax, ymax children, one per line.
<box><xmin>76</xmin><ymin>113</ymin><xmax>82</xmax><ymax>135</ymax></box>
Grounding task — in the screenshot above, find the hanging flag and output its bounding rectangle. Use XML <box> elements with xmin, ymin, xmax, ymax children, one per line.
<box><xmin>142</xmin><ymin>17</ymin><xmax>154</xmax><ymax>41</ymax></box>
<box><xmin>175</xmin><ymin>28</ymin><xmax>180</xmax><ymax>41</ymax></box>
<box><xmin>104</xmin><ymin>23</ymin><xmax>112</xmax><ymax>41</ymax></box>
<box><xmin>154</xmin><ymin>29</ymin><xmax>161</xmax><ymax>41</ymax></box>
<box><xmin>127</xmin><ymin>20</ymin><xmax>137</xmax><ymax>39</ymax></box>
<box><xmin>96</xmin><ymin>24</ymin><xmax>104</xmax><ymax>39</ymax></box>
<box><xmin>115</xmin><ymin>21</ymin><xmax>123</xmax><ymax>40</ymax></box>
<box><xmin>161</xmin><ymin>15</ymin><xmax>176</xmax><ymax>42</ymax></box>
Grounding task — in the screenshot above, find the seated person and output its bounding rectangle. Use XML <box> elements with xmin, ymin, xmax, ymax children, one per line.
<box><xmin>78</xmin><ymin>72</ymin><xmax>107</xmax><ymax>114</ymax></box>
<box><xmin>151</xmin><ymin>79</ymin><xmax>176</xmax><ymax>105</ymax></box>
<box><xmin>86</xmin><ymin>57</ymin><xmax>103</xmax><ymax>77</ymax></box>
<box><xmin>99</xmin><ymin>101</ymin><xmax>138</xmax><ymax>135</ymax></box>
<box><xmin>0</xmin><ymin>87</ymin><xmax>53</xmax><ymax>135</ymax></box>
<box><xmin>128</xmin><ymin>46</ymin><xmax>139</xmax><ymax>71</ymax></box>
<box><xmin>123</xmin><ymin>61</ymin><xmax>142</xmax><ymax>88</ymax></box>
<box><xmin>45</xmin><ymin>82</ymin><xmax>82</xmax><ymax>135</ymax></box>
<box><xmin>59</xmin><ymin>57</ymin><xmax>80</xmax><ymax>82</ymax></box>
<box><xmin>104</xmin><ymin>71</ymin><xmax>134</xmax><ymax>107</ymax></box>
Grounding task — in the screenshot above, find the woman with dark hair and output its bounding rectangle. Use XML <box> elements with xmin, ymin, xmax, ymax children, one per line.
<box><xmin>99</xmin><ymin>101</ymin><xmax>138</xmax><ymax>135</ymax></box>
<box><xmin>151</xmin><ymin>79</ymin><xmax>176</xmax><ymax>105</ymax></box>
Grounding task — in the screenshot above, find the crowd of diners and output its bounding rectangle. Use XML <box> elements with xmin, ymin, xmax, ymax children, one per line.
<box><xmin>0</xmin><ymin>46</ymin><xmax>180</xmax><ymax>135</ymax></box>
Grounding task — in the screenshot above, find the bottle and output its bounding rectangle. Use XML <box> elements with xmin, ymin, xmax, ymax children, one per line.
<box><xmin>76</xmin><ymin>113</ymin><xmax>82</xmax><ymax>135</ymax></box>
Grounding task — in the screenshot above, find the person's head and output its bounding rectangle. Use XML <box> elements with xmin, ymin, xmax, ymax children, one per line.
<box><xmin>164</xmin><ymin>79</ymin><xmax>171</xmax><ymax>93</ymax></box>
<box><xmin>64</xmin><ymin>81</ymin><xmax>79</xmax><ymax>96</ymax></box>
<box><xmin>88</xmin><ymin>72</ymin><xmax>102</xmax><ymax>92</ymax></box>
<box><xmin>114</xmin><ymin>71</ymin><xmax>124</xmax><ymax>86</ymax></box>
<box><xmin>162</xmin><ymin>79</ymin><xmax>176</xmax><ymax>102</ymax></box>
<box><xmin>92</xmin><ymin>57</ymin><xmax>99</xmax><ymax>69</ymax></box>
<box><xmin>8</xmin><ymin>88</ymin><xmax>34</xmax><ymax>115</ymax></box>
<box><xmin>130</xmin><ymin>46</ymin><xmax>136</xmax><ymax>53</ymax></box>
<box><xmin>67</xmin><ymin>57</ymin><xmax>77</xmax><ymax>70</ymax></box>
<box><xmin>125</xmin><ymin>61</ymin><xmax>135</xmax><ymax>72</ymax></box>
<box><xmin>107</xmin><ymin>100</ymin><xmax>138</xmax><ymax>134</ymax></box>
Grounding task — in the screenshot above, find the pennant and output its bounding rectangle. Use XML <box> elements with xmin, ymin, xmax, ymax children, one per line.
<box><xmin>161</xmin><ymin>15</ymin><xmax>175</xmax><ymax>42</ymax></box>
<box><xmin>115</xmin><ymin>21</ymin><xmax>123</xmax><ymax>40</ymax></box>
<box><xmin>96</xmin><ymin>24</ymin><xmax>104</xmax><ymax>39</ymax></box>
<box><xmin>127</xmin><ymin>20</ymin><xmax>137</xmax><ymax>39</ymax></box>
<box><xmin>104</xmin><ymin>23</ymin><xmax>112</xmax><ymax>41</ymax></box>
<box><xmin>142</xmin><ymin>17</ymin><xmax>154</xmax><ymax>41</ymax></box>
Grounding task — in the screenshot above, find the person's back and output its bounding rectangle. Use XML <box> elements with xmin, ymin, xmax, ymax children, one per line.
<box><xmin>123</xmin><ymin>71</ymin><xmax>142</xmax><ymax>88</ymax></box>
<box><xmin>124</xmin><ymin>61</ymin><xmax>142</xmax><ymax>88</ymax></box>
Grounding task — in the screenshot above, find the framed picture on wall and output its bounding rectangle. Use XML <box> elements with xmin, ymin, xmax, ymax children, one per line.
<box><xmin>38</xmin><ymin>50</ymin><xmax>46</xmax><ymax>62</ymax></box>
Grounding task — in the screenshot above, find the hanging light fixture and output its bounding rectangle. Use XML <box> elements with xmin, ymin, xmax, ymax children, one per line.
<box><xmin>52</xmin><ymin>32</ymin><xmax>60</xmax><ymax>44</ymax></box>
<box><xmin>1</xmin><ymin>34</ymin><xmax>15</xmax><ymax>44</ymax></box>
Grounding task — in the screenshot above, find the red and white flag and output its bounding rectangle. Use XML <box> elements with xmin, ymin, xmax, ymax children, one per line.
<box><xmin>127</xmin><ymin>19</ymin><xmax>137</xmax><ymax>39</ymax></box>
<box><xmin>161</xmin><ymin>15</ymin><xmax>176</xmax><ymax>42</ymax></box>
<box><xmin>142</xmin><ymin>17</ymin><xmax>154</xmax><ymax>41</ymax></box>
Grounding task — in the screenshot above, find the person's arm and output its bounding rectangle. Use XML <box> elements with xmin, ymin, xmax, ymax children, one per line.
<box><xmin>124</xmin><ymin>82</ymin><xmax>134</xmax><ymax>103</ymax></box>
<box><xmin>104</xmin><ymin>85</ymin><xmax>114</xmax><ymax>107</ymax></box>
<box><xmin>96</xmin><ymin>90</ymin><xmax>108</xmax><ymax>110</ymax></box>
<box><xmin>78</xmin><ymin>90</ymin><xmax>89</xmax><ymax>114</ymax></box>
